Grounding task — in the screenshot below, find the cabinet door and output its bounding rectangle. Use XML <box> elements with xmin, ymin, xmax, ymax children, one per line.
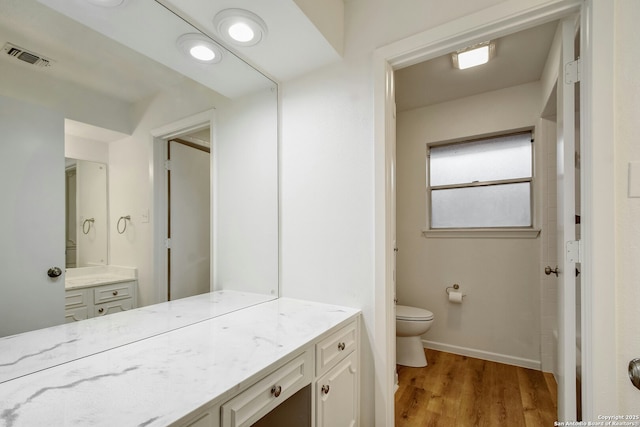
<box><xmin>316</xmin><ymin>352</ymin><xmax>358</xmax><ymax>427</ymax></box>
<box><xmin>65</xmin><ymin>306</ymin><xmax>88</xmax><ymax>323</ymax></box>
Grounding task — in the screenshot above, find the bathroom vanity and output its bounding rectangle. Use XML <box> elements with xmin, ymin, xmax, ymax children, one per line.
<box><xmin>0</xmin><ymin>295</ymin><xmax>360</xmax><ymax>427</ymax></box>
<box><xmin>64</xmin><ymin>266</ymin><xmax>138</xmax><ymax>322</ymax></box>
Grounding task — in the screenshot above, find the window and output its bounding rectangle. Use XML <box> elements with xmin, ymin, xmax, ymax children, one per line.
<box><xmin>427</xmin><ymin>131</ymin><xmax>533</xmax><ymax>229</ymax></box>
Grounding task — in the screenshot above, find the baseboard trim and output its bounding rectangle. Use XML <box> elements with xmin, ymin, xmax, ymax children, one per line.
<box><xmin>423</xmin><ymin>339</ymin><xmax>542</xmax><ymax>371</ymax></box>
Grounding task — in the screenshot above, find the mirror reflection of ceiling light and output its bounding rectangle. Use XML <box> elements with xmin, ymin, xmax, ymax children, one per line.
<box><xmin>452</xmin><ymin>41</ymin><xmax>495</xmax><ymax>70</ymax></box>
<box><xmin>177</xmin><ymin>34</ymin><xmax>223</xmax><ymax>64</ymax></box>
<box><xmin>213</xmin><ymin>9</ymin><xmax>268</xmax><ymax>47</ymax></box>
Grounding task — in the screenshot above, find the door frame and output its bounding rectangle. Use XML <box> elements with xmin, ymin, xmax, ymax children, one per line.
<box><xmin>150</xmin><ymin>109</ymin><xmax>216</xmax><ymax>304</ymax></box>
<box><xmin>373</xmin><ymin>0</ymin><xmax>615</xmax><ymax>422</ymax></box>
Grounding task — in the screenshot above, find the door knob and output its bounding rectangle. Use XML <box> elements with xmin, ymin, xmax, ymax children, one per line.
<box><xmin>629</xmin><ymin>359</ymin><xmax>640</xmax><ymax>390</ymax></box>
<box><xmin>544</xmin><ymin>266</ymin><xmax>559</xmax><ymax>277</ymax></box>
<box><xmin>47</xmin><ymin>267</ymin><xmax>62</xmax><ymax>278</ymax></box>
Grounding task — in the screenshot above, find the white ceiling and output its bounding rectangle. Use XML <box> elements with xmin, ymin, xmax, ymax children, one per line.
<box><xmin>395</xmin><ymin>20</ymin><xmax>559</xmax><ymax>112</ymax></box>
<box><xmin>3</xmin><ymin>1</ymin><xmax>556</xmax><ymax>118</ymax></box>
<box><xmin>158</xmin><ymin>0</ymin><xmax>343</xmax><ymax>82</ymax></box>
<box><xmin>0</xmin><ymin>0</ymin><xmax>341</xmax><ymax>106</ymax></box>
<box><xmin>0</xmin><ymin>0</ymin><xmax>183</xmax><ymax>104</ymax></box>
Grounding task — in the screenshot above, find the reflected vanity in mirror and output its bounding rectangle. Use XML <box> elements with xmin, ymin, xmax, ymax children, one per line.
<box><xmin>0</xmin><ymin>0</ymin><xmax>278</xmax><ymax>376</ymax></box>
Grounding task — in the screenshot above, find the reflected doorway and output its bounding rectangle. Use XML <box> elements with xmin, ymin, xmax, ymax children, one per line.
<box><xmin>167</xmin><ymin>130</ymin><xmax>211</xmax><ymax>300</ymax></box>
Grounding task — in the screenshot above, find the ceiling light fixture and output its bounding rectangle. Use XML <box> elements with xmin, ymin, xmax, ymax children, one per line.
<box><xmin>177</xmin><ymin>34</ymin><xmax>223</xmax><ymax>64</ymax></box>
<box><xmin>213</xmin><ymin>9</ymin><xmax>268</xmax><ymax>47</ymax></box>
<box><xmin>452</xmin><ymin>41</ymin><xmax>495</xmax><ymax>70</ymax></box>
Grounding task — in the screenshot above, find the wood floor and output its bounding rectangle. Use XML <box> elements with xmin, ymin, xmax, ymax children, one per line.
<box><xmin>395</xmin><ymin>349</ymin><xmax>557</xmax><ymax>427</ymax></box>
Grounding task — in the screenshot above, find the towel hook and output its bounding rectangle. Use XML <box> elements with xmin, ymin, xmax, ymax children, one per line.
<box><xmin>82</xmin><ymin>218</ymin><xmax>95</xmax><ymax>234</ymax></box>
<box><xmin>117</xmin><ymin>215</ymin><xmax>131</xmax><ymax>234</ymax></box>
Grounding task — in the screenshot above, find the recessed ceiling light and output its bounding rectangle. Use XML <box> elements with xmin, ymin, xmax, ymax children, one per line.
<box><xmin>213</xmin><ymin>9</ymin><xmax>268</xmax><ymax>47</ymax></box>
<box><xmin>177</xmin><ymin>34</ymin><xmax>223</xmax><ymax>64</ymax></box>
<box><xmin>85</xmin><ymin>0</ymin><xmax>127</xmax><ymax>8</ymax></box>
<box><xmin>452</xmin><ymin>41</ymin><xmax>495</xmax><ymax>70</ymax></box>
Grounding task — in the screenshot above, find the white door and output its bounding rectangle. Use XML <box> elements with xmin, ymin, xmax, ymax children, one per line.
<box><xmin>556</xmin><ymin>16</ymin><xmax>580</xmax><ymax>421</ymax></box>
<box><xmin>168</xmin><ymin>140</ymin><xmax>210</xmax><ymax>300</ymax></box>
<box><xmin>386</xmin><ymin>61</ymin><xmax>398</xmax><ymax>379</ymax></box>
<box><xmin>0</xmin><ymin>95</ymin><xmax>65</xmax><ymax>337</ymax></box>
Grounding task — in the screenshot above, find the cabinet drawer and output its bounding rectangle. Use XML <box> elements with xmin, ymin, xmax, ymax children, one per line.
<box><xmin>94</xmin><ymin>298</ymin><xmax>133</xmax><ymax>317</ymax></box>
<box><xmin>221</xmin><ymin>351</ymin><xmax>312</xmax><ymax>427</ymax></box>
<box><xmin>65</xmin><ymin>289</ymin><xmax>89</xmax><ymax>309</ymax></box>
<box><xmin>316</xmin><ymin>322</ymin><xmax>357</xmax><ymax>376</ymax></box>
<box><xmin>93</xmin><ymin>282</ymin><xmax>134</xmax><ymax>304</ymax></box>
<box><xmin>316</xmin><ymin>321</ymin><xmax>357</xmax><ymax>377</ymax></box>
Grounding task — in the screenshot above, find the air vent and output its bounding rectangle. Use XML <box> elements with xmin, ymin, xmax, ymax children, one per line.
<box><xmin>2</xmin><ymin>43</ymin><xmax>53</xmax><ymax>68</ymax></box>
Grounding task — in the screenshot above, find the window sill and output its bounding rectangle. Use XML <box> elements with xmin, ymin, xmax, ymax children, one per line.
<box><xmin>422</xmin><ymin>228</ymin><xmax>541</xmax><ymax>239</ymax></box>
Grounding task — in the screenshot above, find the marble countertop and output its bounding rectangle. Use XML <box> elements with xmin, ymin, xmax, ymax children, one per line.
<box><xmin>0</xmin><ymin>291</ymin><xmax>274</xmax><ymax>384</ymax></box>
<box><xmin>0</xmin><ymin>297</ymin><xmax>359</xmax><ymax>427</ymax></box>
<box><xmin>65</xmin><ymin>265</ymin><xmax>138</xmax><ymax>290</ymax></box>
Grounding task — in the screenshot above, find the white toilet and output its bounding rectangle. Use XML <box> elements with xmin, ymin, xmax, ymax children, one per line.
<box><xmin>396</xmin><ymin>305</ymin><xmax>434</xmax><ymax>367</ymax></box>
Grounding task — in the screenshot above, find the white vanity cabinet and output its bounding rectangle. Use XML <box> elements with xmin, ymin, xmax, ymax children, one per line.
<box><xmin>0</xmin><ymin>297</ymin><xmax>360</xmax><ymax>427</ymax></box>
<box><xmin>65</xmin><ymin>280</ymin><xmax>137</xmax><ymax>322</ymax></box>
<box><xmin>174</xmin><ymin>318</ymin><xmax>360</xmax><ymax>427</ymax></box>
<box><xmin>314</xmin><ymin>321</ymin><xmax>359</xmax><ymax>427</ymax></box>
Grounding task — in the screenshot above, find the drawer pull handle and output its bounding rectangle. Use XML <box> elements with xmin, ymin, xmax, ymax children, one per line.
<box><xmin>338</xmin><ymin>342</ymin><xmax>346</xmax><ymax>351</ymax></box>
<box><xmin>321</xmin><ymin>385</ymin><xmax>330</xmax><ymax>395</ymax></box>
<box><xmin>98</xmin><ymin>308</ymin><xmax>104</xmax><ymax>313</ymax></box>
<box><xmin>112</xmin><ymin>290</ymin><xmax>118</xmax><ymax>296</ymax></box>
<box><xmin>271</xmin><ymin>385</ymin><xmax>282</xmax><ymax>398</ymax></box>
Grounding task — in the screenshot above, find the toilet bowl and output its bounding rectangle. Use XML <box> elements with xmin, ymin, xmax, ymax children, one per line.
<box><xmin>396</xmin><ymin>305</ymin><xmax>434</xmax><ymax>367</ymax></box>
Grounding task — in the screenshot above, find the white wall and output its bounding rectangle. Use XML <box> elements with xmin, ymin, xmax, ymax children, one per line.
<box><xmin>279</xmin><ymin>0</ymin><xmax>634</xmax><ymax>421</ymax></box>
<box><xmin>395</xmin><ymin>82</ymin><xmax>543</xmax><ymax>367</ymax></box>
<box><xmin>280</xmin><ymin>0</ymin><xmax>513</xmax><ymax>424</ymax></box>
<box><xmin>65</xmin><ymin>135</ymin><xmax>109</xmax><ymax>164</ymax></box>
<box><xmin>0</xmin><ymin>61</ymin><xmax>132</xmax><ymax>134</ymax></box>
<box><xmin>614</xmin><ymin>0</ymin><xmax>640</xmax><ymax>413</ymax></box>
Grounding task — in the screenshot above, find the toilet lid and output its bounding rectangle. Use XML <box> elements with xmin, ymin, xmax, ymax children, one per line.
<box><xmin>396</xmin><ymin>305</ymin><xmax>434</xmax><ymax>321</ymax></box>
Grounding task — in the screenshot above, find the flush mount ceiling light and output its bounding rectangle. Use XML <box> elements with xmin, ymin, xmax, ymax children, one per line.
<box><xmin>213</xmin><ymin>9</ymin><xmax>268</xmax><ymax>47</ymax></box>
<box><xmin>177</xmin><ymin>34</ymin><xmax>223</xmax><ymax>64</ymax></box>
<box><xmin>85</xmin><ymin>0</ymin><xmax>128</xmax><ymax>7</ymax></box>
<box><xmin>452</xmin><ymin>41</ymin><xmax>496</xmax><ymax>70</ymax></box>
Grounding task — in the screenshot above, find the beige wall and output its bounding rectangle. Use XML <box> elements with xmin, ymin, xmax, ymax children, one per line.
<box><xmin>396</xmin><ymin>82</ymin><xmax>544</xmax><ymax>366</ymax></box>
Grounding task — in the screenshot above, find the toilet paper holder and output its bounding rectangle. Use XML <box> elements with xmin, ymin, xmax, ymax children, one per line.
<box><xmin>445</xmin><ymin>284</ymin><xmax>466</xmax><ymax>298</ymax></box>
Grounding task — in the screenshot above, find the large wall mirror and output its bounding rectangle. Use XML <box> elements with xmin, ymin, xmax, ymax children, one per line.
<box><xmin>65</xmin><ymin>158</ymin><xmax>108</xmax><ymax>268</ymax></box>
<box><xmin>0</xmin><ymin>0</ymin><xmax>278</xmax><ymax>343</ymax></box>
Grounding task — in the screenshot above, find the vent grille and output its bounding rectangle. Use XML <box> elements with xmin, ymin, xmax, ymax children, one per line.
<box><xmin>2</xmin><ymin>43</ymin><xmax>53</xmax><ymax>68</ymax></box>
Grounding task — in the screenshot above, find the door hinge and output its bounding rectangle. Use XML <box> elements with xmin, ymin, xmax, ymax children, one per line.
<box><xmin>165</xmin><ymin>238</ymin><xmax>171</xmax><ymax>249</ymax></box>
<box><xmin>565</xmin><ymin>58</ymin><xmax>581</xmax><ymax>84</ymax></box>
<box><xmin>164</xmin><ymin>160</ymin><xmax>171</xmax><ymax>171</ymax></box>
<box><xmin>566</xmin><ymin>240</ymin><xmax>581</xmax><ymax>263</ymax></box>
